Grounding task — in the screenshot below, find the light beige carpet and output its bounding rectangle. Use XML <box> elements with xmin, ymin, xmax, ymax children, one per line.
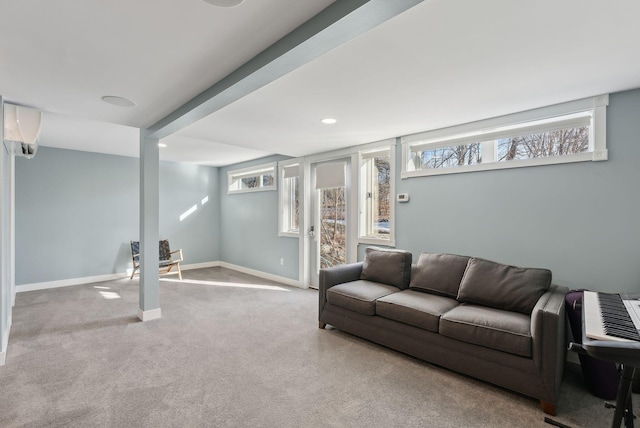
<box><xmin>0</xmin><ymin>267</ymin><xmax>627</xmax><ymax>427</ymax></box>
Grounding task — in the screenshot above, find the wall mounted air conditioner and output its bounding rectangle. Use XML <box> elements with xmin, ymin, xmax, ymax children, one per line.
<box><xmin>3</xmin><ymin>103</ymin><xmax>43</xmax><ymax>159</ymax></box>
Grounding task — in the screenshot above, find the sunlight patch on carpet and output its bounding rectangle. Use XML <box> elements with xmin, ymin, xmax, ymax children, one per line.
<box><xmin>93</xmin><ymin>285</ymin><xmax>121</xmax><ymax>299</ymax></box>
<box><xmin>160</xmin><ymin>278</ymin><xmax>290</xmax><ymax>291</ymax></box>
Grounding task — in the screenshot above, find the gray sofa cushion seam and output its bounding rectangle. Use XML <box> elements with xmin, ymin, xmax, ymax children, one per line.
<box><xmin>330</xmin><ymin>289</ymin><xmax>375</xmax><ymax>302</ymax></box>
<box><xmin>381</xmin><ymin>300</ymin><xmax>441</xmax><ymax>317</ymax></box>
<box><xmin>442</xmin><ymin>318</ymin><xmax>531</xmax><ymax>337</ymax></box>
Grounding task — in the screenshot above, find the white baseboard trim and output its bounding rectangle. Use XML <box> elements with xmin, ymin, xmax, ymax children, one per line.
<box><xmin>218</xmin><ymin>262</ymin><xmax>303</xmax><ymax>289</ymax></box>
<box><xmin>0</xmin><ymin>351</ymin><xmax>5</xmax><ymax>366</ymax></box>
<box><xmin>181</xmin><ymin>261</ymin><xmax>221</xmax><ymax>270</ymax></box>
<box><xmin>138</xmin><ymin>307</ymin><xmax>161</xmax><ymax>322</ymax></box>
<box><xmin>15</xmin><ymin>260</ymin><xmax>302</xmax><ymax>292</ymax></box>
<box><xmin>16</xmin><ymin>262</ymin><xmax>222</xmax><ymax>293</ymax></box>
<box><xmin>16</xmin><ymin>273</ymin><xmax>128</xmax><ymax>293</ymax></box>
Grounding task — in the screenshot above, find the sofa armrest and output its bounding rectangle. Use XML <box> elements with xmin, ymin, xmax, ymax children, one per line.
<box><xmin>530</xmin><ymin>284</ymin><xmax>568</xmax><ymax>403</ymax></box>
<box><xmin>319</xmin><ymin>262</ymin><xmax>364</xmax><ymax>317</ymax></box>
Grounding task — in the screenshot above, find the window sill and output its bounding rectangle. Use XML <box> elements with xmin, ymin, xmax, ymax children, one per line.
<box><xmin>401</xmin><ymin>152</ymin><xmax>598</xmax><ymax>179</ymax></box>
<box><xmin>228</xmin><ymin>186</ymin><xmax>276</xmax><ymax>195</ymax></box>
<box><xmin>358</xmin><ymin>237</ymin><xmax>395</xmax><ymax>247</ymax></box>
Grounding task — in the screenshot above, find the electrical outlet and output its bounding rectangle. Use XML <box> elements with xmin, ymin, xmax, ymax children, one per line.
<box><xmin>280</xmin><ymin>258</ymin><xmax>284</xmax><ymax>266</ymax></box>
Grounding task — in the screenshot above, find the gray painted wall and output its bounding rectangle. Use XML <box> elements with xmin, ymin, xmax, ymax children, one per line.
<box><xmin>15</xmin><ymin>147</ymin><xmax>219</xmax><ymax>285</ymax></box>
<box><xmin>12</xmin><ymin>89</ymin><xmax>640</xmax><ymax>293</ymax></box>
<box><xmin>219</xmin><ymin>155</ymin><xmax>299</xmax><ymax>280</ymax></box>
<box><xmin>392</xmin><ymin>89</ymin><xmax>640</xmax><ymax>293</ymax></box>
<box><xmin>159</xmin><ymin>160</ymin><xmax>220</xmax><ymax>268</ymax></box>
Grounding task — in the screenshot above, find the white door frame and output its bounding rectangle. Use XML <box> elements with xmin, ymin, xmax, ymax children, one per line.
<box><xmin>303</xmin><ymin>153</ymin><xmax>358</xmax><ymax>287</ymax></box>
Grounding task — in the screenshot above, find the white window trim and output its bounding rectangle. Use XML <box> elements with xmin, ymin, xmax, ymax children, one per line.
<box><xmin>401</xmin><ymin>95</ymin><xmax>609</xmax><ymax>179</ymax></box>
<box><xmin>357</xmin><ymin>140</ymin><xmax>396</xmax><ymax>247</ymax></box>
<box><xmin>288</xmin><ymin>139</ymin><xmax>396</xmax><ymax>286</ymax></box>
<box><xmin>278</xmin><ymin>159</ymin><xmax>301</xmax><ymax>238</ymax></box>
<box><xmin>227</xmin><ymin>162</ymin><xmax>277</xmax><ymax>194</ymax></box>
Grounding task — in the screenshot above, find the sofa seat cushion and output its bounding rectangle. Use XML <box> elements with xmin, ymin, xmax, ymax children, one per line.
<box><xmin>376</xmin><ymin>290</ymin><xmax>459</xmax><ymax>332</ymax></box>
<box><xmin>326</xmin><ymin>280</ymin><xmax>401</xmax><ymax>315</ymax></box>
<box><xmin>439</xmin><ymin>304</ymin><xmax>532</xmax><ymax>357</ymax></box>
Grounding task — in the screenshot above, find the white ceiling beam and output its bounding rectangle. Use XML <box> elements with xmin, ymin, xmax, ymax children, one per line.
<box><xmin>147</xmin><ymin>0</ymin><xmax>423</xmax><ymax>140</ymax></box>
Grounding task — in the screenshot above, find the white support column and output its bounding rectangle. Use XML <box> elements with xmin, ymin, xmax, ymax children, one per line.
<box><xmin>138</xmin><ymin>129</ymin><xmax>161</xmax><ymax>322</ymax></box>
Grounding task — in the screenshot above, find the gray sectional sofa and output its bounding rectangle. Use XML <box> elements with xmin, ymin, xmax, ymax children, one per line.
<box><xmin>318</xmin><ymin>247</ymin><xmax>568</xmax><ymax>415</ymax></box>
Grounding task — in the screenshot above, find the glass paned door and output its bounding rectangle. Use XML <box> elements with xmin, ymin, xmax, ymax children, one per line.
<box><xmin>310</xmin><ymin>160</ymin><xmax>349</xmax><ymax>287</ymax></box>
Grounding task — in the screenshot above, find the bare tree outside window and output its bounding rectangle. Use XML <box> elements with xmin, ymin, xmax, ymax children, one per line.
<box><xmin>497</xmin><ymin>127</ymin><xmax>589</xmax><ymax>161</ymax></box>
<box><xmin>241</xmin><ymin>173</ymin><xmax>274</xmax><ymax>189</ymax></box>
<box><xmin>320</xmin><ymin>187</ymin><xmax>346</xmax><ymax>269</ymax></box>
<box><xmin>229</xmin><ymin>162</ymin><xmax>276</xmax><ymax>193</ymax></box>
<box><xmin>360</xmin><ymin>148</ymin><xmax>394</xmax><ymax>242</ymax></box>
<box><xmin>403</xmin><ymin>100</ymin><xmax>605</xmax><ymax>178</ymax></box>
<box><xmin>374</xmin><ymin>157</ymin><xmax>390</xmax><ymax>235</ymax></box>
<box><xmin>412</xmin><ymin>127</ymin><xmax>589</xmax><ymax>171</ymax></box>
<box><xmin>262</xmin><ymin>174</ymin><xmax>274</xmax><ymax>187</ymax></box>
<box><xmin>292</xmin><ymin>178</ymin><xmax>299</xmax><ymax>231</ymax></box>
<box><xmin>242</xmin><ymin>177</ymin><xmax>259</xmax><ymax>188</ymax></box>
<box><xmin>419</xmin><ymin>143</ymin><xmax>482</xmax><ymax>169</ymax></box>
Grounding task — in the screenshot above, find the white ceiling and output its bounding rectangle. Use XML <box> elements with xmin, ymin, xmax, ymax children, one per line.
<box><xmin>2</xmin><ymin>0</ymin><xmax>640</xmax><ymax>166</ymax></box>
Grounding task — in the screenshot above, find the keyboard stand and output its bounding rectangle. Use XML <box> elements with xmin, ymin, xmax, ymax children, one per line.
<box><xmin>581</xmin><ymin>310</ymin><xmax>640</xmax><ymax>428</ymax></box>
<box><xmin>609</xmin><ymin>365</ymin><xmax>636</xmax><ymax>428</ymax></box>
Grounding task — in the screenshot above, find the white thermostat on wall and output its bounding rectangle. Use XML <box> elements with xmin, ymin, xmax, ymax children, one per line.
<box><xmin>397</xmin><ymin>193</ymin><xmax>410</xmax><ymax>203</ymax></box>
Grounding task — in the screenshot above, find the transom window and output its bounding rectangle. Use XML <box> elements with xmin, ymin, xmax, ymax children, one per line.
<box><xmin>228</xmin><ymin>162</ymin><xmax>276</xmax><ymax>194</ymax></box>
<box><xmin>402</xmin><ymin>95</ymin><xmax>608</xmax><ymax>178</ymax></box>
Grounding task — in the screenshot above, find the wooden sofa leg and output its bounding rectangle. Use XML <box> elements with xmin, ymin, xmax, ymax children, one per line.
<box><xmin>319</xmin><ymin>322</ymin><xmax>326</xmax><ymax>329</ymax></box>
<box><xmin>540</xmin><ymin>400</ymin><xmax>556</xmax><ymax>416</ymax></box>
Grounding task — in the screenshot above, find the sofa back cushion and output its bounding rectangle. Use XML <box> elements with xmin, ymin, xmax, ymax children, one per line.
<box><xmin>409</xmin><ymin>253</ymin><xmax>470</xmax><ymax>298</ymax></box>
<box><xmin>360</xmin><ymin>247</ymin><xmax>412</xmax><ymax>289</ymax></box>
<box><xmin>457</xmin><ymin>257</ymin><xmax>551</xmax><ymax>314</ymax></box>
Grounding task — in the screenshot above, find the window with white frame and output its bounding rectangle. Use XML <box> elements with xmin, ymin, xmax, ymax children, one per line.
<box><xmin>402</xmin><ymin>95</ymin><xmax>609</xmax><ymax>178</ymax></box>
<box><xmin>359</xmin><ymin>144</ymin><xmax>394</xmax><ymax>245</ymax></box>
<box><xmin>228</xmin><ymin>162</ymin><xmax>276</xmax><ymax>194</ymax></box>
<box><xmin>278</xmin><ymin>162</ymin><xmax>300</xmax><ymax>237</ymax></box>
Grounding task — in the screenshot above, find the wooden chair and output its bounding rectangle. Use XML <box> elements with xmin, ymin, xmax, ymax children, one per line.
<box><xmin>130</xmin><ymin>240</ymin><xmax>183</xmax><ymax>280</ymax></box>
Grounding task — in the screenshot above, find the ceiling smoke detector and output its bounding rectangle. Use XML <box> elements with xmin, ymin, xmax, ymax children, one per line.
<box><xmin>101</xmin><ymin>96</ymin><xmax>136</xmax><ymax>107</ymax></box>
<box><xmin>203</xmin><ymin>0</ymin><xmax>244</xmax><ymax>7</ymax></box>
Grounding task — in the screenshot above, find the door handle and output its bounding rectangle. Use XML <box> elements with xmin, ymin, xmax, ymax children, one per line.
<box><xmin>309</xmin><ymin>225</ymin><xmax>315</xmax><ymax>237</ymax></box>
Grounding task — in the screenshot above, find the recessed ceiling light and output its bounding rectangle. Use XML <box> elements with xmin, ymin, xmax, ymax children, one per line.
<box><xmin>321</xmin><ymin>118</ymin><xmax>337</xmax><ymax>125</ymax></box>
<box><xmin>158</xmin><ymin>143</ymin><xmax>167</xmax><ymax>148</ymax></box>
<box><xmin>203</xmin><ymin>0</ymin><xmax>244</xmax><ymax>7</ymax></box>
<box><xmin>101</xmin><ymin>96</ymin><xmax>136</xmax><ymax>107</ymax></box>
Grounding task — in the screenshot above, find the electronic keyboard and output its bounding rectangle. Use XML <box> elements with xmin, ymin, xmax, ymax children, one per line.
<box><xmin>583</xmin><ymin>291</ymin><xmax>640</xmax><ymax>342</ymax></box>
